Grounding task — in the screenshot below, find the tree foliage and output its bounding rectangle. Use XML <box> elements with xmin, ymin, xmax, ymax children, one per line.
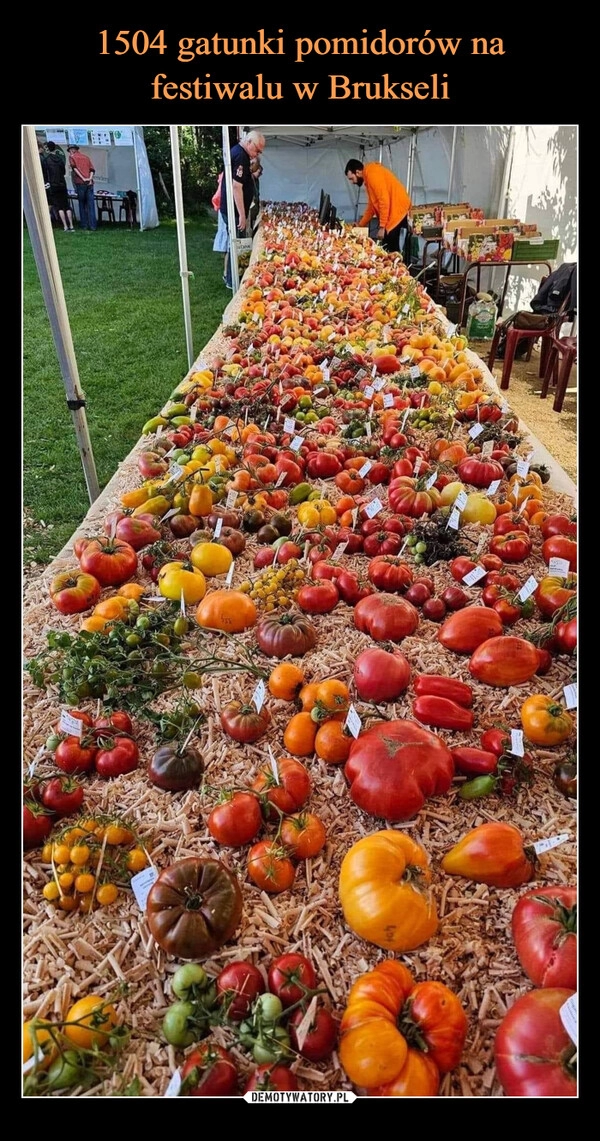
<box><xmin>143</xmin><ymin>126</ymin><xmax>237</xmax><ymax>218</ymax></box>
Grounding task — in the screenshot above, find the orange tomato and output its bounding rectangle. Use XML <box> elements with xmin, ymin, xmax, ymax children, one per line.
<box><xmin>283</xmin><ymin>711</ymin><xmax>318</xmax><ymax>756</ymax></box>
<box><xmin>298</xmin><ymin>682</ymin><xmax>320</xmax><ymax>712</ymax></box>
<box><xmin>268</xmin><ymin>663</ymin><xmax>306</xmax><ymax>702</ymax></box>
<box><xmin>117</xmin><ymin>582</ymin><xmax>146</xmax><ymax>600</ymax></box>
<box><xmin>315</xmin><ymin>720</ymin><xmax>352</xmax><ymax>764</ymax></box>
<box><xmin>315</xmin><ymin>678</ymin><xmax>350</xmax><ymax>714</ymax></box>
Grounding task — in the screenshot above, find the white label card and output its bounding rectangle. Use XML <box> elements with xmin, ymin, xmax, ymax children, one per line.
<box><xmin>548</xmin><ymin>557</ymin><xmax>571</xmax><ymax>578</ymax></box>
<box><xmin>454</xmin><ymin>490</ymin><xmax>469</xmax><ymax>511</ymax></box>
<box><xmin>509</xmin><ymin>729</ymin><xmax>525</xmax><ymax>757</ymax></box>
<box><xmin>517</xmin><ymin>575</ymin><xmax>538</xmax><ymax>602</ymax></box>
<box><xmin>302</xmin><ymin>541</ymin><xmax>310</xmax><ymax>564</ymax></box>
<box><xmin>560</xmin><ymin>994</ymin><xmax>578</xmax><ymax>1045</ymax></box>
<box><xmin>225</xmin><ymin>562</ymin><xmax>235</xmax><ymax>588</ymax></box>
<box><xmin>383</xmin><ymin>393</ymin><xmax>395</xmax><ymax>409</ymax></box>
<box><xmin>180</xmin><ymin>590</ymin><xmax>186</xmax><ymax>617</ymax></box>
<box><xmin>532</xmin><ymin>833</ymin><xmax>571</xmax><ymax>855</ymax></box>
<box><xmin>563</xmin><ymin>683</ymin><xmax>577</xmax><ymax>710</ymax></box>
<box><xmin>283</xmin><ymin>417</ymin><xmax>296</xmax><ymax>434</ymax></box>
<box><xmin>365</xmin><ymin>421</ymin><xmax>372</xmax><ymax>439</ymax></box>
<box><xmin>169</xmin><ymin>463</ymin><xmax>184</xmax><ymax>479</ymax></box>
<box><xmin>373</xmin><ymin>377</ymin><xmax>386</xmax><ymax>392</ymax></box>
<box><xmin>268</xmin><ymin>746</ymin><xmax>279</xmax><ymax>783</ymax></box>
<box><xmin>468</xmin><ymin>423</ymin><xmax>484</xmax><ymax>439</ymax></box>
<box><xmin>410</xmin><ymin>365</ymin><xmax>421</xmax><ymax>379</ymax></box>
<box><xmin>462</xmin><ymin>565</ymin><xmax>487</xmax><ymax>586</ymax></box>
<box><xmin>358</xmin><ymin>461</ymin><xmax>372</xmax><ymax>477</ymax></box>
<box><xmin>364</xmin><ymin>386</ymin><xmax>375</xmax><ymax>400</ymax></box>
<box><xmin>290</xmin><ymin>436</ymin><xmax>303</xmax><ymax>453</ymax></box>
<box><xmin>351</xmin><ymin>508</ymin><xmax>359</xmax><ymax>530</ymax></box>
<box><xmin>413</xmin><ymin>457</ymin><xmax>422</xmax><ymax>477</ymax></box>
<box><xmin>331</xmin><ymin>541</ymin><xmax>349</xmax><ymax>562</ymax></box>
<box><xmin>213</xmin><ymin>517</ymin><xmax>223</xmax><ymax>538</ymax></box>
<box><xmin>59</xmin><ymin>710</ymin><xmax>84</xmax><ymax>737</ymax></box>
<box><xmin>164</xmin><ymin>1070</ymin><xmax>182</xmax><ymax>1098</ymax></box>
<box><xmin>160</xmin><ymin>507</ymin><xmax>180</xmax><ymax>522</ymax></box>
<box><xmin>355</xmin><ymin>369</ymin><xmax>368</xmax><ymax>382</ymax></box>
<box><xmin>401</xmin><ymin>407</ymin><xmax>411</xmax><ymax>431</ymax></box>
<box><xmin>425</xmin><ymin>471</ymin><xmax>437</xmax><ymax>490</ymax></box>
<box><xmin>516</xmin><ymin>459</ymin><xmax>530</xmax><ymax>477</ymax></box>
<box><xmin>345</xmin><ymin>705</ymin><xmax>362</xmax><ymax>738</ymax></box>
<box><xmin>403</xmin><ymin>303</ymin><xmax>410</xmax><ymax>314</ymax></box>
<box><xmin>364</xmin><ymin>498</ymin><xmax>383</xmax><ymax>519</ymax></box>
<box><xmin>487</xmin><ymin>480</ymin><xmax>501</xmax><ymax>496</ymax></box>
<box><xmin>447</xmin><ymin>507</ymin><xmax>461</xmax><ymax>530</ymax></box>
<box><xmin>225</xmin><ymin>489</ymin><xmax>238</xmax><ymax>509</ymax></box>
<box><xmin>371</xmin><ymin>364</ymin><xmax>378</xmax><ymax>377</ymax></box>
<box><xmin>252</xmin><ymin>679</ymin><xmax>266</xmax><ymax>713</ymax></box>
<box><xmin>275</xmin><ymin>472</ymin><xmax>287</xmax><ymax>488</ymax></box>
<box><xmin>481</xmin><ymin>440</ymin><xmax>494</xmax><ymax>457</ymax></box>
<box><xmin>131</xmin><ymin>865</ymin><xmax>158</xmax><ymax>910</ymax></box>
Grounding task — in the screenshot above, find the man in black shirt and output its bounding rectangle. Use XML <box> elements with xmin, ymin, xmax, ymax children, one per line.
<box><xmin>220</xmin><ymin>131</ymin><xmax>265</xmax><ymax>289</ymax></box>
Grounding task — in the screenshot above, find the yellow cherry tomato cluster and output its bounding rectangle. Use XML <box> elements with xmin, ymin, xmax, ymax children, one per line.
<box><xmin>40</xmin><ymin>815</ymin><xmax>149</xmax><ymax>914</ymax></box>
<box><xmin>239</xmin><ymin>558</ymin><xmax>306</xmax><ymax>611</ymax></box>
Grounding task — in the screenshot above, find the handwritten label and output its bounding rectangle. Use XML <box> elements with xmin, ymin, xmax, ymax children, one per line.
<box><xmin>358</xmin><ymin>461</ymin><xmax>372</xmax><ymax>478</ymax></box>
<box><xmin>225</xmin><ymin>562</ymin><xmax>235</xmax><ymax>588</ymax></box>
<box><xmin>454</xmin><ymin>490</ymin><xmax>469</xmax><ymax>511</ymax></box>
<box><xmin>164</xmin><ymin>1070</ymin><xmax>182</xmax><ymax>1098</ymax></box>
<box><xmin>425</xmin><ymin>471</ymin><xmax>437</xmax><ymax>490</ymax></box>
<box><xmin>331</xmin><ymin>541</ymin><xmax>349</xmax><ymax>562</ymax></box>
<box><xmin>563</xmin><ymin>683</ymin><xmax>577</xmax><ymax>710</ymax></box>
<box><xmin>548</xmin><ymin>557</ymin><xmax>571</xmax><ymax>578</ymax></box>
<box><xmin>401</xmin><ymin>407</ymin><xmax>411</xmax><ymax>431</ymax></box>
<box><xmin>462</xmin><ymin>565</ymin><xmax>487</xmax><ymax>586</ymax></box>
<box><xmin>372</xmin><ymin>377</ymin><xmax>386</xmax><ymax>392</ymax></box>
<box><xmin>487</xmin><ymin>479</ymin><xmax>501</xmax><ymax>496</ymax></box>
<box><xmin>410</xmin><ymin>365</ymin><xmax>421</xmax><ymax>380</ymax></box>
<box><xmin>517</xmin><ymin>575</ymin><xmax>538</xmax><ymax>602</ymax></box>
<box><xmin>516</xmin><ymin>458</ymin><xmax>530</xmax><ymax>478</ymax></box>
<box><xmin>509</xmin><ymin>729</ymin><xmax>524</xmax><ymax>757</ymax></box>
<box><xmin>344</xmin><ymin>705</ymin><xmax>362</xmax><ymax>739</ymax></box>
<box><xmin>446</xmin><ymin>507</ymin><xmax>461</xmax><ymax>530</ymax></box>
<box><xmin>252</xmin><ymin>679</ymin><xmax>266</xmax><ymax>713</ymax></box>
<box><xmin>169</xmin><ymin>463</ymin><xmax>184</xmax><ymax>480</ymax></box>
<box><xmin>283</xmin><ymin>417</ymin><xmax>296</xmax><ymax>434</ymax></box>
<box><xmin>290</xmin><ymin>436</ymin><xmax>303</xmax><ymax>453</ymax></box>
<box><xmin>55</xmin><ymin>707</ymin><xmax>85</xmax><ymax>738</ymax></box>
<box><xmin>131</xmin><ymin>865</ymin><xmax>158</xmax><ymax>910</ymax></box>
<box><xmin>468</xmin><ymin>423</ymin><xmax>484</xmax><ymax>439</ymax></box>
<box><xmin>481</xmin><ymin>439</ymin><xmax>494</xmax><ymax>457</ymax></box>
<box><xmin>225</xmin><ymin>489</ymin><xmax>238</xmax><ymax>509</ymax></box>
<box><xmin>532</xmin><ymin>833</ymin><xmax>571</xmax><ymax>855</ymax></box>
<box><xmin>383</xmin><ymin>393</ymin><xmax>395</xmax><ymax>409</ymax></box>
<box><xmin>275</xmin><ymin>472</ymin><xmax>287</xmax><ymax>488</ymax></box>
<box><xmin>364</xmin><ymin>386</ymin><xmax>375</xmax><ymax>400</ymax></box>
<box><xmin>560</xmin><ymin>994</ymin><xmax>578</xmax><ymax>1045</ymax></box>
<box><xmin>213</xmin><ymin>517</ymin><xmax>223</xmax><ymax>539</ymax></box>
<box><xmin>364</xmin><ymin>497</ymin><xmax>383</xmax><ymax>519</ymax></box>
<box><xmin>268</xmin><ymin>745</ymin><xmax>279</xmax><ymax>783</ymax></box>
<box><xmin>355</xmin><ymin>369</ymin><xmax>368</xmax><ymax>382</ymax></box>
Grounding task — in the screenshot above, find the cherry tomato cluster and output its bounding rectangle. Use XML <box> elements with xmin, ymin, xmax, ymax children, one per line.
<box><xmin>163</xmin><ymin>953</ymin><xmax>338</xmax><ymax>1096</ymax></box>
<box><xmin>39</xmin><ymin>814</ymin><xmax>149</xmax><ymax>913</ymax></box>
<box><xmin>45</xmin><ymin>708</ymin><xmax>140</xmax><ymax>782</ymax></box>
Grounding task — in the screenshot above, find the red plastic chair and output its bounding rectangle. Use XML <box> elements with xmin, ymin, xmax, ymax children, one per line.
<box><xmin>540</xmin><ymin>334</ymin><xmax>577</xmax><ymax>412</ymax></box>
<box><xmin>487</xmin><ymin>277</ymin><xmax>573</xmax><ymax>391</ymax></box>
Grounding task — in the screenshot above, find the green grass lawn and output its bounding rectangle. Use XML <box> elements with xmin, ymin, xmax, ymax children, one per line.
<box><xmin>23</xmin><ymin>216</ymin><xmax>231</xmax><ymax>565</ymax></box>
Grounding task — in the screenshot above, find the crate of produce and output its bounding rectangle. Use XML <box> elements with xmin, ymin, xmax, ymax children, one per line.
<box><xmin>512</xmin><ymin>237</ymin><xmax>560</xmax><ymax>262</ymax></box>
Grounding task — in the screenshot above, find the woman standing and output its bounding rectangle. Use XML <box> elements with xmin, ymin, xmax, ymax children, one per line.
<box><xmin>42</xmin><ymin>141</ymin><xmax>74</xmax><ymax>232</ymax></box>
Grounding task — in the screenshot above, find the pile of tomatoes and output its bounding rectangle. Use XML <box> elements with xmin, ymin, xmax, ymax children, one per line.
<box><xmin>38</xmin><ymin>815</ymin><xmax>148</xmax><ymax>913</ymax></box>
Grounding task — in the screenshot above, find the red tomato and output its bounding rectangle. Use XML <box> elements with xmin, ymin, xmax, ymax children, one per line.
<box><xmin>247</xmin><ymin>840</ymin><xmax>296</xmax><ymax>894</ymax></box>
<box><xmin>267</xmin><ymin>953</ymin><xmax>317</xmax><ymax>1007</ymax></box>
<box><xmin>353</xmin><ymin>647</ymin><xmax>411</xmax><ymax>702</ymax></box>
<box><xmin>288</xmin><ymin>1005</ymin><xmax>339</xmax><ymax>1061</ymax></box>
<box><xmin>92</xmin><ymin>711</ymin><xmax>134</xmax><ymax>737</ymax></box>
<box><xmin>23</xmin><ymin>802</ymin><xmax>54</xmax><ymax>850</ymax></box>
<box><xmin>296</xmin><ymin>580</ymin><xmax>339</xmax><ymax>614</ymax></box>
<box><xmin>54</xmin><ymin>736</ymin><xmax>97</xmax><ymax>775</ymax></box>
<box><xmin>280</xmin><ymin>811</ymin><xmax>327</xmax><ymax>858</ymax></box>
<box><xmin>541</xmin><ymin>535</ymin><xmax>577</xmax><ymax>572</ymax></box>
<box><xmin>243</xmin><ymin>1064</ymin><xmax>299</xmax><ymax>1092</ymax></box>
<box><xmin>251</xmin><ymin>757</ymin><xmax>311</xmax><ymax>821</ymax></box>
<box><xmin>494</xmin><ymin>989</ymin><xmax>577</xmax><ymax>1096</ymax></box>
<box><xmin>216</xmin><ymin>961</ymin><xmax>265</xmax><ymax>1021</ymax></box>
<box><xmin>40</xmin><ymin>777</ymin><xmax>85</xmax><ymax>818</ymax></box>
<box><xmin>94</xmin><ymin>735</ymin><xmax>139</xmax><ymax>778</ymax></box>
<box><xmin>541</xmin><ymin>514</ymin><xmax>577</xmax><ymax>540</ymax></box>
<box><xmin>79</xmin><ymin>538</ymin><xmax>138</xmax><ymax>586</ymax></box>
<box><xmin>489</xmin><ymin>530</ymin><xmax>532</xmax><ymax>563</ymax></box>
<box><xmin>179</xmin><ymin>1043</ymin><xmax>239</xmax><ymax>1097</ymax></box>
<box><xmin>511</xmin><ymin>887</ymin><xmax>577</xmax><ymax>989</ymax></box>
<box><xmin>49</xmin><ymin>570</ymin><xmax>102</xmax><ymax>615</ymax></box>
<box><xmin>207</xmin><ymin>792</ymin><xmax>263</xmax><ymax>847</ymax></box>
<box><xmin>354</xmin><ymin>592</ymin><xmax>419</xmax><ymax>642</ymax></box>
<box><xmin>220</xmin><ymin>701</ymin><xmax>271</xmax><ymax>744</ymax></box>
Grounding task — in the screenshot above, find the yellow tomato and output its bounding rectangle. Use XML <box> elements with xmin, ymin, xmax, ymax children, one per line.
<box><xmin>23</xmin><ymin>1021</ymin><xmax>58</xmax><ymax>1070</ymax></box>
<box><xmin>206</xmin><ymin>438</ymin><xmax>228</xmax><ymax>455</ymax></box>
<box><xmin>428</xmin><ymin>380</ymin><xmax>443</xmax><ymax>396</ymax></box>
<box><xmin>439</xmin><ymin>481</ymin><xmax>466</xmax><ymax>507</ymax></box>
<box><xmin>64</xmin><ymin>995</ymin><xmax>118</xmax><ymax>1050</ymax></box>
<box><xmin>190</xmin><ymin>541</ymin><xmax>233</xmax><ymax>577</ymax></box>
<box><xmin>158</xmin><ymin>562</ymin><xmax>207</xmax><ymax>604</ymax></box>
<box><xmin>192</xmin><ymin>445</ymin><xmax>211</xmax><ymax>463</ymax></box>
<box><xmin>297</xmin><ymin>500</ymin><xmax>336</xmax><ymax>527</ymax></box>
<box><xmin>460</xmin><ymin>494</ymin><xmax>497</xmax><ymax>525</ymax></box>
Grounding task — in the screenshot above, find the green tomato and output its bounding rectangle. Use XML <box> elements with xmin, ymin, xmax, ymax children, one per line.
<box><xmin>182</xmin><ymin>671</ymin><xmax>202</xmax><ymax>690</ymax></box>
<box><xmin>459</xmin><ymin>775</ymin><xmax>497</xmax><ymax>800</ymax></box>
<box><xmin>255</xmin><ymin>993</ymin><xmax>283</xmax><ymax>1024</ymax></box>
<box><xmin>317</xmin><ymin>406</ymin><xmax>329</xmax><ymax>419</ymax></box>
<box><xmin>252</xmin><ymin>1026</ymin><xmax>291</xmax><ymax>1065</ymax></box>
<box><xmin>172</xmin><ymin>963</ymin><xmax>208</xmax><ymax>1001</ymax></box>
<box><xmin>298</xmin><ymin>395</ymin><xmax>312</xmax><ymax>409</ymax></box>
<box><xmin>295</xmin><ymin>411</ymin><xmax>307</xmax><ymax>422</ymax></box>
<box><xmin>173</xmin><ymin>616</ymin><xmax>189</xmax><ymax>637</ymax></box>
<box><xmin>162</xmin><ymin>1001</ymin><xmax>196</xmax><ymax>1047</ymax></box>
<box><xmin>304</xmin><ymin>411</ymin><xmax>319</xmax><ymax>423</ymax></box>
<box><xmin>46</xmin><ymin>1050</ymin><xmax>85</xmax><ymax>1091</ymax></box>
<box><xmin>415</xmin><ymin>542</ymin><xmax>427</xmax><ymax>554</ymax></box>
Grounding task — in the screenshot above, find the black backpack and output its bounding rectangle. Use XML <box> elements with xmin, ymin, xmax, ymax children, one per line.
<box><xmin>530</xmin><ymin>263</ymin><xmax>576</xmax><ymax>317</ymax></box>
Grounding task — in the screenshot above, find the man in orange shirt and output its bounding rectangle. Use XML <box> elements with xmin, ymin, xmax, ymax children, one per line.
<box><xmin>67</xmin><ymin>144</ymin><xmax>97</xmax><ymax>231</ymax></box>
<box><xmin>345</xmin><ymin>159</ymin><xmax>411</xmax><ymax>254</ymax></box>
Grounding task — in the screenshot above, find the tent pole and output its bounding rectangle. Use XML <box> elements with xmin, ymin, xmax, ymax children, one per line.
<box><xmin>497</xmin><ymin>125</ymin><xmax>517</xmax><ymax>217</ymax></box>
<box><xmin>22</xmin><ymin>125</ymin><xmax>100</xmax><ymax>505</ymax></box>
<box><xmin>406</xmin><ymin>129</ymin><xmax>417</xmax><ymax>199</ymax></box>
<box><xmin>169</xmin><ymin>125</ymin><xmax>195</xmax><ymax>370</ymax></box>
<box><xmin>132</xmin><ymin>127</ymin><xmax>142</xmax><ymax>231</ymax></box>
<box><xmin>222</xmin><ymin>126</ymin><xmax>240</xmax><ymax>294</ymax></box>
<box><xmin>447</xmin><ymin>125</ymin><xmax>457</xmax><ymax>201</ymax></box>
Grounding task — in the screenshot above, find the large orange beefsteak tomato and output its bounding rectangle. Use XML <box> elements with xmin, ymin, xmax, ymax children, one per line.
<box><xmin>339</xmin><ymin>830</ymin><xmax>438</xmax><ymax>951</ymax></box>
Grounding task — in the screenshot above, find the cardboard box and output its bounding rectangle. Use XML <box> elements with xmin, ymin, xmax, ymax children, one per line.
<box><xmin>458</xmin><ymin>230</ymin><xmax>515</xmax><ymax>262</ymax></box>
<box><xmin>512</xmin><ymin>237</ymin><xmax>560</xmax><ymax>261</ymax></box>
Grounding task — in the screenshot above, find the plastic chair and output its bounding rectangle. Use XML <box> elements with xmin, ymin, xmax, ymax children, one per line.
<box><xmin>118</xmin><ymin>191</ymin><xmax>137</xmax><ymax>228</ymax></box>
<box><xmin>487</xmin><ymin>278</ymin><xmax>573</xmax><ymax>391</ymax></box>
<box><xmin>540</xmin><ymin>334</ymin><xmax>577</xmax><ymax>412</ymax></box>
<box><xmin>96</xmin><ymin>196</ymin><xmax>115</xmax><ymax>224</ymax></box>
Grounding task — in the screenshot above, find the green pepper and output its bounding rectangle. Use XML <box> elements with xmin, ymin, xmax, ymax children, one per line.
<box><xmin>288</xmin><ymin>482</ymin><xmax>312</xmax><ymax>505</ymax></box>
<box><xmin>459</xmin><ymin>775</ymin><xmax>497</xmax><ymax>800</ymax></box>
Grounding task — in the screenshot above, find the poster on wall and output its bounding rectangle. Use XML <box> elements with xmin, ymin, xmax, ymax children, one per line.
<box><xmin>46</xmin><ymin>129</ymin><xmax>68</xmax><ymax>146</ymax></box>
<box><xmin>90</xmin><ymin>129</ymin><xmax>111</xmax><ymax>146</ymax></box>
<box><xmin>113</xmin><ymin>128</ymin><xmax>133</xmax><ymax>146</ymax></box>
<box><xmin>68</xmin><ymin>127</ymin><xmax>89</xmax><ymax>146</ymax></box>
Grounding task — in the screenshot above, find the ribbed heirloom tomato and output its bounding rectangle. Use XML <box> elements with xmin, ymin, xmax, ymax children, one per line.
<box><xmin>251</xmin><ymin>756</ymin><xmax>311</xmax><ymax>819</ymax></box>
